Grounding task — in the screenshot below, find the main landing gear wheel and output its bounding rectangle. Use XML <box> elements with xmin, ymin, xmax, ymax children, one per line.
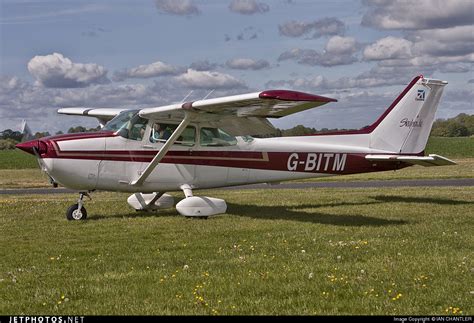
<box><xmin>66</xmin><ymin>192</ymin><xmax>90</xmax><ymax>221</ymax></box>
<box><xmin>66</xmin><ymin>204</ymin><xmax>87</xmax><ymax>221</ymax></box>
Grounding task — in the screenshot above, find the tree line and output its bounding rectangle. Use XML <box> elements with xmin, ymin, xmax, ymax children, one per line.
<box><xmin>275</xmin><ymin>113</ymin><xmax>473</xmax><ymax>137</ymax></box>
<box><xmin>0</xmin><ymin>126</ymin><xmax>100</xmax><ymax>150</ymax></box>
<box><xmin>0</xmin><ymin>113</ymin><xmax>472</xmax><ymax>150</ymax></box>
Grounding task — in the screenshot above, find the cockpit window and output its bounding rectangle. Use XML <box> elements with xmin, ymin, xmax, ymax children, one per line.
<box><xmin>103</xmin><ymin>110</ymin><xmax>148</xmax><ymax>141</ymax></box>
<box><xmin>200</xmin><ymin>127</ymin><xmax>237</xmax><ymax>146</ymax></box>
<box><xmin>150</xmin><ymin>123</ymin><xmax>195</xmax><ymax>146</ymax></box>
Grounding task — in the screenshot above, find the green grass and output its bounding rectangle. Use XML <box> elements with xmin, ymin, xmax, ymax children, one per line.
<box><xmin>0</xmin><ymin>187</ymin><xmax>472</xmax><ymax>315</ymax></box>
<box><xmin>296</xmin><ymin>158</ymin><xmax>473</xmax><ymax>183</ymax></box>
<box><xmin>0</xmin><ymin>169</ymin><xmax>50</xmax><ymax>188</ymax></box>
<box><xmin>0</xmin><ymin>150</ymin><xmax>37</xmax><ymax>169</ymax></box>
<box><xmin>426</xmin><ymin>136</ymin><xmax>474</xmax><ymax>158</ymax></box>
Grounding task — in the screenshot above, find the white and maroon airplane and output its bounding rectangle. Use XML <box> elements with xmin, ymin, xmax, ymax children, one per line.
<box><xmin>16</xmin><ymin>75</ymin><xmax>455</xmax><ymax>220</ymax></box>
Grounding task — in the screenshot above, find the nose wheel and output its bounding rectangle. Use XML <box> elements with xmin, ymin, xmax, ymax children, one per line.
<box><xmin>66</xmin><ymin>192</ymin><xmax>91</xmax><ymax>221</ymax></box>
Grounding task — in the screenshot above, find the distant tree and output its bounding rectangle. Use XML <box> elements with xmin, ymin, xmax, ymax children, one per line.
<box><xmin>0</xmin><ymin>139</ymin><xmax>18</xmax><ymax>150</ymax></box>
<box><xmin>55</xmin><ymin>130</ymin><xmax>64</xmax><ymax>135</ymax></box>
<box><xmin>0</xmin><ymin>129</ymin><xmax>22</xmax><ymax>142</ymax></box>
<box><xmin>281</xmin><ymin>125</ymin><xmax>317</xmax><ymax>136</ymax></box>
<box><xmin>67</xmin><ymin>126</ymin><xmax>100</xmax><ymax>133</ymax></box>
<box><xmin>34</xmin><ymin>131</ymin><xmax>50</xmax><ymax>138</ymax></box>
<box><xmin>68</xmin><ymin>126</ymin><xmax>87</xmax><ymax>133</ymax></box>
<box><xmin>431</xmin><ymin>113</ymin><xmax>473</xmax><ymax>137</ymax></box>
<box><xmin>454</xmin><ymin>113</ymin><xmax>474</xmax><ymax>135</ymax></box>
<box><xmin>446</xmin><ymin>122</ymin><xmax>469</xmax><ymax>137</ymax></box>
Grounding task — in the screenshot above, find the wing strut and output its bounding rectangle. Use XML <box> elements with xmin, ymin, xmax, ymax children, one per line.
<box><xmin>131</xmin><ymin>112</ymin><xmax>191</xmax><ymax>186</ymax></box>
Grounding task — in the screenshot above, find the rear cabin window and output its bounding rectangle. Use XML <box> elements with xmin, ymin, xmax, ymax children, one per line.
<box><xmin>149</xmin><ymin>123</ymin><xmax>196</xmax><ymax>146</ymax></box>
<box><xmin>200</xmin><ymin>127</ymin><xmax>237</xmax><ymax>147</ymax></box>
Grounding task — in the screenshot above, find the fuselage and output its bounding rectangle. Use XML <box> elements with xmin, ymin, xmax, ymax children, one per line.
<box><xmin>16</xmin><ymin>124</ymin><xmax>409</xmax><ymax>193</ymax></box>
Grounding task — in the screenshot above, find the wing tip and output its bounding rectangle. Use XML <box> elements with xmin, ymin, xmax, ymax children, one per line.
<box><xmin>259</xmin><ymin>90</ymin><xmax>337</xmax><ymax>103</ymax></box>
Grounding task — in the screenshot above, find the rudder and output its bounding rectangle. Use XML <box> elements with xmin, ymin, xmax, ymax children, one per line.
<box><xmin>369</xmin><ymin>76</ymin><xmax>447</xmax><ymax>154</ymax></box>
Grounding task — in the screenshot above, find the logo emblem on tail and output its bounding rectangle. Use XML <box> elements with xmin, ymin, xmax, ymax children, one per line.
<box><xmin>416</xmin><ymin>89</ymin><xmax>425</xmax><ymax>101</ymax></box>
<box><xmin>400</xmin><ymin>118</ymin><xmax>423</xmax><ymax>128</ymax></box>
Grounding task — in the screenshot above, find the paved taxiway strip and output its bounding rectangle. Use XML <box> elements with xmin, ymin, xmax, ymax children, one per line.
<box><xmin>1</xmin><ymin>178</ymin><xmax>473</xmax><ymax>195</ymax></box>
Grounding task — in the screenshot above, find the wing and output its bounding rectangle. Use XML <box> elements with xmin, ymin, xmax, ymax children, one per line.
<box><xmin>139</xmin><ymin>90</ymin><xmax>337</xmax><ymax>136</ymax></box>
<box><xmin>57</xmin><ymin>107</ymin><xmax>132</xmax><ymax>127</ymax></box>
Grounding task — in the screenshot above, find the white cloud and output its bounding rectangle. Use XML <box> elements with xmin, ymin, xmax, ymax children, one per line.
<box><xmin>278</xmin><ymin>36</ymin><xmax>359</xmax><ymax>67</ymax></box>
<box><xmin>278</xmin><ymin>17</ymin><xmax>345</xmax><ymax>38</ymax></box>
<box><xmin>363</xmin><ymin>36</ymin><xmax>413</xmax><ymax>61</ymax></box>
<box><xmin>225</xmin><ymin>58</ymin><xmax>270</xmax><ymax>70</ymax></box>
<box><xmin>325</xmin><ymin>36</ymin><xmax>358</xmax><ymax>55</ymax></box>
<box><xmin>363</xmin><ymin>27</ymin><xmax>474</xmax><ymax>73</ymax></box>
<box><xmin>229</xmin><ymin>0</ymin><xmax>269</xmax><ymax>15</ymax></box>
<box><xmin>362</xmin><ymin>0</ymin><xmax>473</xmax><ymax>30</ymax></box>
<box><xmin>174</xmin><ymin>69</ymin><xmax>246</xmax><ymax>89</ymax></box>
<box><xmin>189</xmin><ymin>60</ymin><xmax>218</xmax><ymax>71</ymax></box>
<box><xmin>27</xmin><ymin>53</ymin><xmax>109</xmax><ymax>88</ymax></box>
<box><xmin>155</xmin><ymin>0</ymin><xmax>200</xmax><ymax>16</ymax></box>
<box><xmin>410</xmin><ymin>26</ymin><xmax>474</xmax><ymax>57</ymax></box>
<box><xmin>113</xmin><ymin>61</ymin><xmax>183</xmax><ymax>81</ymax></box>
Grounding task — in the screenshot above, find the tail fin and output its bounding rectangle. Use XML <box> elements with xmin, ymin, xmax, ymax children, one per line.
<box><xmin>369</xmin><ymin>76</ymin><xmax>447</xmax><ymax>154</ymax></box>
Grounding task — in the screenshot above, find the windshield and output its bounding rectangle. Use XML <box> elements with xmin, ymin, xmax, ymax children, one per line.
<box><xmin>103</xmin><ymin>110</ymin><xmax>148</xmax><ymax>141</ymax></box>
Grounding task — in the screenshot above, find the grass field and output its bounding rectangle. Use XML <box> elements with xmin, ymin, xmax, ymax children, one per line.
<box><xmin>0</xmin><ymin>149</ymin><xmax>37</xmax><ymax>169</ymax></box>
<box><xmin>425</xmin><ymin>137</ymin><xmax>474</xmax><ymax>158</ymax></box>
<box><xmin>0</xmin><ymin>187</ymin><xmax>472</xmax><ymax>315</ymax></box>
<box><xmin>1</xmin><ymin>136</ymin><xmax>472</xmax><ymax>315</ymax></box>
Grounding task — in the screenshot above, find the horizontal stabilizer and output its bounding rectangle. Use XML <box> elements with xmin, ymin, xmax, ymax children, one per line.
<box><xmin>365</xmin><ymin>154</ymin><xmax>456</xmax><ymax>167</ymax></box>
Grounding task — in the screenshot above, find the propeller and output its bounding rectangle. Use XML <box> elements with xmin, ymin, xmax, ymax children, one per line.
<box><xmin>16</xmin><ymin>140</ymin><xmax>58</xmax><ymax>187</ymax></box>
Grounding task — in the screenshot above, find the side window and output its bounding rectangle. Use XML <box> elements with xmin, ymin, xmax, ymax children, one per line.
<box><xmin>200</xmin><ymin>127</ymin><xmax>237</xmax><ymax>146</ymax></box>
<box><xmin>149</xmin><ymin>123</ymin><xmax>195</xmax><ymax>146</ymax></box>
<box><xmin>129</xmin><ymin>118</ymin><xmax>148</xmax><ymax>141</ymax></box>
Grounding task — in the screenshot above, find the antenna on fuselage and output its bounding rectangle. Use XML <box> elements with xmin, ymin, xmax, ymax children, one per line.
<box><xmin>201</xmin><ymin>89</ymin><xmax>215</xmax><ymax>100</ymax></box>
<box><xmin>180</xmin><ymin>90</ymin><xmax>194</xmax><ymax>103</ymax></box>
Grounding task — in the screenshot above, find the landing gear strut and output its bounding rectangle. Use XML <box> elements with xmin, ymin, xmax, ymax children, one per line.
<box><xmin>66</xmin><ymin>192</ymin><xmax>91</xmax><ymax>221</ymax></box>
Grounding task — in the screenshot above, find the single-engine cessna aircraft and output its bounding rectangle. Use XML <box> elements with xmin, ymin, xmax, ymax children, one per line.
<box><xmin>16</xmin><ymin>75</ymin><xmax>455</xmax><ymax>220</ymax></box>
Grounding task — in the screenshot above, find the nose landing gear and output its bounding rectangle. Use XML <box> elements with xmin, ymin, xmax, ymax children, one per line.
<box><xmin>66</xmin><ymin>192</ymin><xmax>91</xmax><ymax>221</ymax></box>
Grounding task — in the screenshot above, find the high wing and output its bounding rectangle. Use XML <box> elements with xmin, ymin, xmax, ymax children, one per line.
<box><xmin>57</xmin><ymin>90</ymin><xmax>337</xmax><ymax>134</ymax></box>
<box><xmin>57</xmin><ymin>107</ymin><xmax>132</xmax><ymax>127</ymax></box>
<box><xmin>57</xmin><ymin>90</ymin><xmax>338</xmax><ymax>187</ymax></box>
<box><xmin>131</xmin><ymin>90</ymin><xmax>337</xmax><ymax>186</ymax></box>
<box><xmin>139</xmin><ymin>90</ymin><xmax>337</xmax><ymax>136</ymax></box>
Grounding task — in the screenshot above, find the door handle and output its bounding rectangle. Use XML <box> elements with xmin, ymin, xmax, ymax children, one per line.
<box><xmin>142</xmin><ymin>145</ymin><xmax>156</xmax><ymax>149</ymax></box>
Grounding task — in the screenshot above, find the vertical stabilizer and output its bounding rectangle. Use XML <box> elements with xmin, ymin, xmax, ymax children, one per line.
<box><xmin>369</xmin><ymin>76</ymin><xmax>447</xmax><ymax>154</ymax></box>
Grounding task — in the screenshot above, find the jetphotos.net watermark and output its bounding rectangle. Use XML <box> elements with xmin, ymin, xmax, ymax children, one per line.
<box><xmin>394</xmin><ymin>317</ymin><xmax>473</xmax><ymax>322</ymax></box>
<box><xmin>7</xmin><ymin>317</ymin><xmax>84</xmax><ymax>323</ymax></box>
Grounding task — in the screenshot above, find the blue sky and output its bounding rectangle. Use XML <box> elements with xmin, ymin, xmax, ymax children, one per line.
<box><xmin>1</xmin><ymin>0</ymin><xmax>473</xmax><ymax>133</ymax></box>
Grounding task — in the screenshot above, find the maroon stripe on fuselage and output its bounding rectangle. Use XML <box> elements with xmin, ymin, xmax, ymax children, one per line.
<box><xmin>44</xmin><ymin>149</ymin><xmax>408</xmax><ymax>175</ymax></box>
<box><xmin>44</xmin><ymin>131</ymin><xmax>116</xmax><ymax>142</ymax></box>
